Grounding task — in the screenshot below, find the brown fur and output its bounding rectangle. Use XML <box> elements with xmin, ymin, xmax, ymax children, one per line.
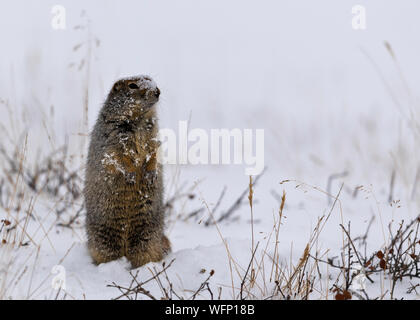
<box><xmin>84</xmin><ymin>76</ymin><xmax>171</xmax><ymax>268</ymax></box>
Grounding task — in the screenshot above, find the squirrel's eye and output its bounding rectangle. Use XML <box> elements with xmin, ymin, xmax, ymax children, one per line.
<box><xmin>128</xmin><ymin>83</ymin><xmax>140</xmax><ymax>90</ymax></box>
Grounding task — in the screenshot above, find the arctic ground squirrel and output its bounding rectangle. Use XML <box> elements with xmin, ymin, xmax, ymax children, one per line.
<box><xmin>84</xmin><ymin>75</ymin><xmax>171</xmax><ymax>268</ymax></box>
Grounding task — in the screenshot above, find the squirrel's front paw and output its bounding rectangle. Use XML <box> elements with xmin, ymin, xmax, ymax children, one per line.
<box><xmin>144</xmin><ymin>169</ymin><xmax>158</xmax><ymax>183</ymax></box>
<box><xmin>125</xmin><ymin>172</ymin><xmax>137</xmax><ymax>184</ymax></box>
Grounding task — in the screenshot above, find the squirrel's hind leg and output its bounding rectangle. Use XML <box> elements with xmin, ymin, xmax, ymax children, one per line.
<box><xmin>88</xmin><ymin>236</ymin><xmax>124</xmax><ymax>265</ymax></box>
<box><xmin>127</xmin><ymin>235</ymin><xmax>171</xmax><ymax>269</ymax></box>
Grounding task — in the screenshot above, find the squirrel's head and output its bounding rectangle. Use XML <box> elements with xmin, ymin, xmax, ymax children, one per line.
<box><xmin>102</xmin><ymin>75</ymin><xmax>160</xmax><ymax>124</ymax></box>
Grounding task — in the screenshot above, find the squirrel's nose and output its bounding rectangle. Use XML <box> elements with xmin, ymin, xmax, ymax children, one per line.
<box><xmin>154</xmin><ymin>88</ymin><xmax>160</xmax><ymax>98</ymax></box>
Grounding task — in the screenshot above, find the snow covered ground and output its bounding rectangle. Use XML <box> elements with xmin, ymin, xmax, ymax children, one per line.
<box><xmin>0</xmin><ymin>0</ymin><xmax>419</xmax><ymax>299</ymax></box>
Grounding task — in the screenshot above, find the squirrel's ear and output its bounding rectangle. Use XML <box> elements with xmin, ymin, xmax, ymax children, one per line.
<box><xmin>112</xmin><ymin>81</ymin><xmax>123</xmax><ymax>93</ymax></box>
